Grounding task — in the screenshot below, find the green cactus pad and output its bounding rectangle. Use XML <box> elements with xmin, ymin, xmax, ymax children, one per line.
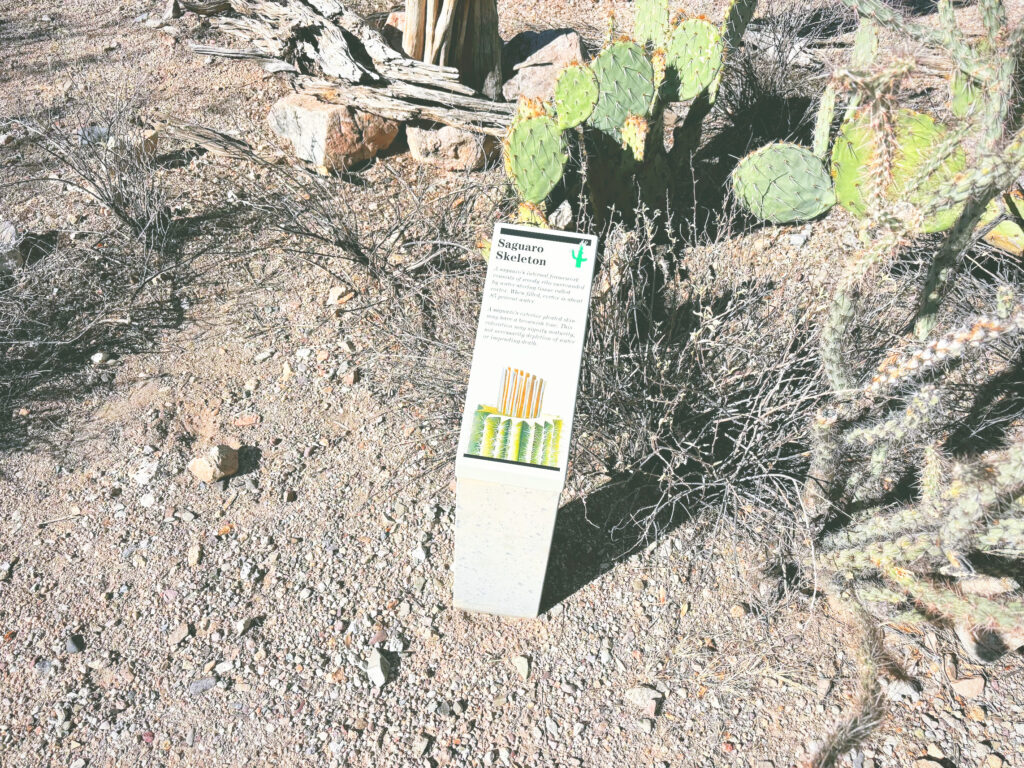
<box><xmin>554</xmin><ymin>64</ymin><xmax>599</xmax><ymax>130</ymax></box>
<box><xmin>830</xmin><ymin>109</ymin><xmax>966</xmax><ymax>234</ymax></box>
<box><xmin>666</xmin><ymin>19</ymin><xmax>723</xmax><ymax>100</ymax></box>
<box><xmin>504</xmin><ymin>115</ymin><xmax>566</xmax><ymax>205</ymax></box>
<box><xmin>979</xmin><ymin>195</ymin><xmax>1024</xmax><ymax>257</ymax></box>
<box><xmin>732</xmin><ymin>142</ymin><xmax>836</xmax><ymax>224</ymax></box>
<box><xmin>950</xmin><ymin>69</ymin><xmax>982</xmax><ymax>119</ymax></box>
<box><xmin>587</xmin><ymin>41</ymin><xmax>656</xmax><ymax>140</ymax></box>
<box><xmin>634</xmin><ymin>0</ymin><xmax>669</xmax><ymax>47</ymax></box>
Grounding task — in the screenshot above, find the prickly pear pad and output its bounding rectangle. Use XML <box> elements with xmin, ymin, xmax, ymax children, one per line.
<box><xmin>588</xmin><ymin>41</ymin><xmax>656</xmax><ymax>140</ymax></box>
<box><xmin>732</xmin><ymin>142</ymin><xmax>836</xmax><ymax>224</ymax></box>
<box><xmin>666</xmin><ymin>18</ymin><xmax>723</xmax><ymax>100</ymax></box>
<box><xmin>554</xmin><ymin>64</ymin><xmax>599</xmax><ymax>130</ymax></box>
<box><xmin>503</xmin><ymin>116</ymin><xmax>566</xmax><ymax>205</ymax></box>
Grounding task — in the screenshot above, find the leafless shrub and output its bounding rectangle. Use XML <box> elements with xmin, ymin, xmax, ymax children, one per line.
<box><xmin>1</xmin><ymin>95</ymin><xmax>187</xmax><ymax>448</ymax></box>
<box><xmin>357</xmin><ymin>202</ymin><xmax>827</xmax><ymax>554</ymax></box>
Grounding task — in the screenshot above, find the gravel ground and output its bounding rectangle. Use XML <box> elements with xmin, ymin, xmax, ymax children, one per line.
<box><xmin>3</xmin><ymin>1</ymin><xmax>1024</xmax><ymax>767</ymax></box>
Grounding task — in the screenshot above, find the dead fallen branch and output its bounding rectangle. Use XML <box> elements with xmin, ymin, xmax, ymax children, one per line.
<box><xmin>183</xmin><ymin>0</ymin><xmax>513</xmax><ymax>135</ymax></box>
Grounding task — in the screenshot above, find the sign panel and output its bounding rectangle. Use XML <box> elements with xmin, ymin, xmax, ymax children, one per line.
<box><xmin>455</xmin><ymin>223</ymin><xmax>598</xmax><ymax>491</ymax></box>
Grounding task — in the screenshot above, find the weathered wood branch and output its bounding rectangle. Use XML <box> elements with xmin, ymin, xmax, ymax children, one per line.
<box><xmin>180</xmin><ymin>0</ymin><xmax>233</xmax><ymax>14</ymax></box>
<box><xmin>153</xmin><ymin>116</ymin><xmax>269</xmax><ymax>162</ymax></box>
<box><xmin>185</xmin><ymin>0</ymin><xmax>511</xmax><ymax>133</ymax></box>
<box><xmin>297</xmin><ymin>77</ymin><xmax>511</xmax><ymax>135</ymax></box>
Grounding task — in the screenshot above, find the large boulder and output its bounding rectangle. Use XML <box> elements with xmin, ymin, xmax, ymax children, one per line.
<box><xmin>406</xmin><ymin>124</ymin><xmax>498</xmax><ymax>171</ymax></box>
<box><xmin>501</xmin><ymin>30</ymin><xmax>586</xmax><ymax>102</ymax></box>
<box><xmin>268</xmin><ymin>94</ymin><xmax>399</xmax><ymax>171</ymax></box>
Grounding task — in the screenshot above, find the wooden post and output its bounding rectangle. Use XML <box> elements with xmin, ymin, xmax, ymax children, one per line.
<box><xmin>402</xmin><ymin>0</ymin><xmax>426</xmax><ymax>60</ymax></box>
<box><xmin>404</xmin><ymin>0</ymin><xmax>502</xmax><ymax>100</ymax></box>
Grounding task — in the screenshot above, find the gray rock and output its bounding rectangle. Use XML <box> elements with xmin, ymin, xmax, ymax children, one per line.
<box><xmin>502</xmin><ymin>31</ymin><xmax>586</xmax><ymax>102</ymax></box>
<box><xmin>624</xmin><ymin>685</ymin><xmax>663</xmax><ymax>711</ymax></box>
<box><xmin>66</xmin><ymin>635</ymin><xmax>85</xmax><ymax>654</ymax></box>
<box><xmin>132</xmin><ymin>458</ymin><xmax>159</xmax><ymax>486</ymax></box>
<box><xmin>163</xmin><ymin>0</ymin><xmax>182</xmax><ymax>20</ymax></box>
<box><xmin>884</xmin><ymin>677</ymin><xmax>920</xmax><ymax>702</ymax></box>
<box><xmin>235</xmin><ymin>616</ymin><xmax>257</xmax><ymax>636</ymax></box>
<box><xmin>367</xmin><ymin>649</ymin><xmax>389</xmax><ymax>687</ymax></box>
<box><xmin>406</xmin><ymin>124</ymin><xmax>498</xmax><ymax>171</ymax></box>
<box><xmin>413</xmin><ymin>732</ymin><xmax>431</xmax><ymax>756</ymax></box>
<box><xmin>268</xmin><ymin>94</ymin><xmax>399</xmax><ymax>171</ymax></box>
<box><xmin>956</xmin><ymin>618</ymin><xmax>1024</xmax><ymax>663</ymax></box>
<box><xmin>512</xmin><ymin>655</ymin><xmax>530</xmax><ymax>681</ymax></box>
<box><xmin>188</xmin><ymin>676</ymin><xmax>217</xmax><ymax>696</ymax></box>
<box><xmin>167</xmin><ymin>621</ymin><xmax>191</xmax><ymax>647</ymax></box>
<box><xmin>187</xmin><ymin>444</ymin><xmax>239</xmax><ymax>483</ymax></box>
<box><xmin>547</xmin><ymin>200</ymin><xmax>573</xmax><ymax>230</ymax></box>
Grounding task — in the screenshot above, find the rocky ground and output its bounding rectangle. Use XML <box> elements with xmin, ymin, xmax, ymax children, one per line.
<box><xmin>3</xmin><ymin>1</ymin><xmax>1024</xmax><ymax>767</ymax></box>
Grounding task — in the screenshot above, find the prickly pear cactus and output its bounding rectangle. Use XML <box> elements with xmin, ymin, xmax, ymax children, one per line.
<box><xmin>979</xmin><ymin>193</ymin><xmax>1024</xmax><ymax>256</ymax></box>
<box><xmin>665</xmin><ymin>18</ymin><xmax>723</xmax><ymax>100</ymax></box>
<box><xmin>634</xmin><ymin>0</ymin><xmax>669</xmax><ymax>47</ymax></box>
<box><xmin>830</xmin><ymin>108</ymin><xmax>966</xmax><ymax>234</ymax></box>
<box><xmin>950</xmin><ymin>69</ymin><xmax>982</xmax><ymax>119</ymax></box>
<box><xmin>621</xmin><ymin>115</ymin><xmax>650</xmax><ymax>161</ymax></box>
<box><xmin>554</xmin><ymin>63</ymin><xmax>599</xmax><ymax>130</ymax></box>
<box><xmin>732</xmin><ymin>142</ymin><xmax>836</xmax><ymax>223</ymax></box>
<box><xmin>587</xmin><ymin>41</ymin><xmax>657</xmax><ymax>140</ymax></box>
<box><xmin>516</xmin><ymin>201</ymin><xmax>549</xmax><ymax>226</ymax></box>
<box><xmin>503</xmin><ymin>114</ymin><xmax>567</xmax><ymax>205</ymax></box>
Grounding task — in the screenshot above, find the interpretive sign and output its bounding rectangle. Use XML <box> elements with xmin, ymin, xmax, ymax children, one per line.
<box><xmin>453</xmin><ymin>222</ymin><xmax>598</xmax><ymax>617</ymax></box>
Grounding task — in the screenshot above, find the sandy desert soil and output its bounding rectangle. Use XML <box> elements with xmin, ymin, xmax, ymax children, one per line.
<box><xmin>2</xmin><ymin>1</ymin><xmax>1024</xmax><ymax>767</ymax></box>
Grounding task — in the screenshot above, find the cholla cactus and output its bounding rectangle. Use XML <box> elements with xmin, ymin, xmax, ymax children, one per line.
<box><xmin>806</xmin><ymin>301</ymin><xmax>1024</xmax><ymax>766</ymax></box>
<box><xmin>802</xmin><ymin>6</ymin><xmax>1024</xmax><ymax>763</ymax></box>
<box><xmin>838</xmin><ymin>0</ymin><xmax>1024</xmax><ymax>338</ymax></box>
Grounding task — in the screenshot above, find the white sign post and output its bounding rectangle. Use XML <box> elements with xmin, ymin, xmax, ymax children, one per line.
<box><xmin>453</xmin><ymin>222</ymin><xmax>598</xmax><ymax>617</ymax></box>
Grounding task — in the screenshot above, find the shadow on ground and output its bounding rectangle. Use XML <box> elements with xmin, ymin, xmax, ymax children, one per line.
<box><xmin>540</xmin><ymin>478</ymin><xmax>680</xmax><ymax>612</ymax></box>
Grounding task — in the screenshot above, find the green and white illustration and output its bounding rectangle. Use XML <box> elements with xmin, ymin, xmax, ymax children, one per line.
<box><xmin>464</xmin><ymin>367</ymin><xmax>563</xmax><ymax>469</ymax></box>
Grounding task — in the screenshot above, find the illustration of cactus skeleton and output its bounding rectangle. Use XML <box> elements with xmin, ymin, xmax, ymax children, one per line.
<box><xmin>465</xmin><ymin>368</ymin><xmax>564</xmax><ymax>468</ymax></box>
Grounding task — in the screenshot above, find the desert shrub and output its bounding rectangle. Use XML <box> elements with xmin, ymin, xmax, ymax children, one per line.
<box><xmin>357</xmin><ymin>202</ymin><xmax>826</xmax><ymax>557</ymax></box>
<box><xmin>0</xmin><ymin>97</ymin><xmax>184</xmax><ymax>449</ymax></box>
